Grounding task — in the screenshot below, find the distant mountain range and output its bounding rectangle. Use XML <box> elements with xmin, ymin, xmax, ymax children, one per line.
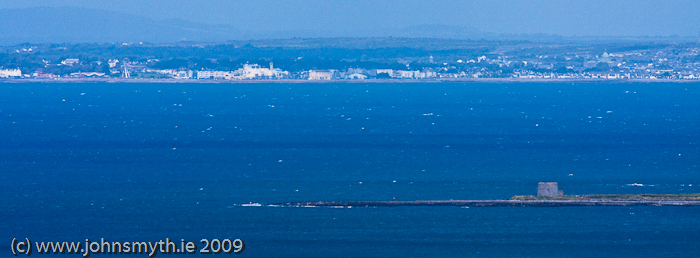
<box><xmin>1</xmin><ymin>7</ymin><xmax>697</xmax><ymax>46</ymax></box>
<box><xmin>0</xmin><ymin>7</ymin><xmax>561</xmax><ymax>45</ymax></box>
<box><xmin>0</xmin><ymin>7</ymin><xmax>245</xmax><ymax>45</ymax></box>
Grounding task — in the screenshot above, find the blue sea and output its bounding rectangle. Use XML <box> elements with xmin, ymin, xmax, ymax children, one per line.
<box><xmin>1</xmin><ymin>82</ymin><xmax>698</xmax><ymax>257</ymax></box>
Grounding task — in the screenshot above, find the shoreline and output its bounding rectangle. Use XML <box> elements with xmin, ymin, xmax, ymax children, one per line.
<box><xmin>270</xmin><ymin>194</ymin><xmax>700</xmax><ymax>207</ymax></box>
<box><xmin>268</xmin><ymin>199</ymin><xmax>700</xmax><ymax>207</ymax></box>
<box><xmin>1</xmin><ymin>78</ymin><xmax>699</xmax><ymax>84</ymax></box>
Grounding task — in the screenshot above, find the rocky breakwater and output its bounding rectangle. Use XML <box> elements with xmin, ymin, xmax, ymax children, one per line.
<box><xmin>271</xmin><ymin>198</ymin><xmax>700</xmax><ymax>208</ymax></box>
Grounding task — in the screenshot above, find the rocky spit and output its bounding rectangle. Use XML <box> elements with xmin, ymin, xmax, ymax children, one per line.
<box><xmin>269</xmin><ymin>199</ymin><xmax>700</xmax><ymax>207</ymax></box>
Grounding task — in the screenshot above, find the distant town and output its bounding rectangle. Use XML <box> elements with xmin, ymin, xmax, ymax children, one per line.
<box><xmin>1</xmin><ymin>38</ymin><xmax>699</xmax><ymax>81</ymax></box>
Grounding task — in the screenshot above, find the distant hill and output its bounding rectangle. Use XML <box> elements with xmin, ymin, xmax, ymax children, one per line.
<box><xmin>0</xmin><ymin>7</ymin><xmax>571</xmax><ymax>45</ymax></box>
<box><xmin>0</xmin><ymin>7</ymin><xmax>244</xmax><ymax>45</ymax></box>
<box><xmin>1</xmin><ymin>7</ymin><xmax>695</xmax><ymax>46</ymax></box>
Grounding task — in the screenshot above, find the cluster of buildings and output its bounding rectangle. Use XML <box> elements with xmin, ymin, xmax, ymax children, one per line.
<box><xmin>107</xmin><ymin>60</ymin><xmax>438</xmax><ymax>80</ymax></box>
<box><xmin>2</xmin><ymin>43</ymin><xmax>700</xmax><ymax>81</ymax></box>
<box><xmin>0</xmin><ymin>68</ymin><xmax>21</xmax><ymax>78</ymax></box>
<box><xmin>306</xmin><ymin>68</ymin><xmax>437</xmax><ymax>80</ymax></box>
<box><xmin>436</xmin><ymin>47</ymin><xmax>700</xmax><ymax>80</ymax></box>
<box><xmin>196</xmin><ymin>63</ymin><xmax>288</xmax><ymax>80</ymax></box>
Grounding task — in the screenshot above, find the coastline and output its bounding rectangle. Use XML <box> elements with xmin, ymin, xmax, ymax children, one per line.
<box><xmin>268</xmin><ymin>199</ymin><xmax>700</xmax><ymax>207</ymax></box>
<box><xmin>1</xmin><ymin>78</ymin><xmax>699</xmax><ymax>84</ymax></box>
<box><xmin>270</xmin><ymin>193</ymin><xmax>700</xmax><ymax>207</ymax></box>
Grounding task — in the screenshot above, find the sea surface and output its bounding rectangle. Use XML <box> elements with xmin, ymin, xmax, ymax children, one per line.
<box><xmin>1</xmin><ymin>82</ymin><xmax>698</xmax><ymax>257</ymax></box>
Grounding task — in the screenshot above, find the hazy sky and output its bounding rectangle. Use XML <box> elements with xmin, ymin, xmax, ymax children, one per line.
<box><xmin>2</xmin><ymin>0</ymin><xmax>699</xmax><ymax>37</ymax></box>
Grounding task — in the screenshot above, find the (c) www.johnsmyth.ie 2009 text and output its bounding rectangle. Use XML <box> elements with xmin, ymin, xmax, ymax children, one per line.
<box><xmin>11</xmin><ymin>238</ymin><xmax>245</xmax><ymax>257</ymax></box>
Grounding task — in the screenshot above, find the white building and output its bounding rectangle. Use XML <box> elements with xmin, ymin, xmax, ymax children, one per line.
<box><xmin>346</xmin><ymin>73</ymin><xmax>367</xmax><ymax>79</ymax></box>
<box><xmin>197</xmin><ymin>70</ymin><xmax>233</xmax><ymax>80</ymax></box>
<box><xmin>147</xmin><ymin>69</ymin><xmax>193</xmax><ymax>79</ymax></box>
<box><xmin>395</xmin><ymin>70</ymin><xmax>421</xmax><ymax>79</ymax></box>
<box><xmin>0</xmin><ymin>68</ymin><xmax>22</xmax><ymax>78</ymax></box>
<box><xmin>69</xmin><ymin>72</ymin><xmax>107</xmax><ymax>78</ymax></box>
<box><xmin>108</xmin><ymin>59</ymin><xmax>120</xmax><ymax>68</ymax></box>
<box><xmin>198</xmin><ymin>62</ymin><xmax>289</xmax><ymax>80</ymax></box>
<box><xmin>61</xmin><ymin>59</ymin><xmax>80</xmax><ymax>66</ymax></box>
<box><xmin>174</xmin><ymin>70</ymin><xmax>193</xmax><ymax>79</ymax></box>
<box><xmin>416</xmin><ymin>70</ymin><xmax>436</xmax><ymax>79</ymax></box>
<box><xmin>374</xmin><ymin>69</ymin><xmax>394</xmax><ymax>77</ymax></box>
<box><xmin>308</xmin><ymin>70</ymin><xmax>334</xmax><ymax>80</ymax></box>
<box><xmin>232</xmin><ymin>63</ymin><xmax>288</xmax><ymax>79</ymax></box>
<box><xmin>392</xmin><ymin>70</ymin><xmax>436</xmax><ymax>79</ymax></box>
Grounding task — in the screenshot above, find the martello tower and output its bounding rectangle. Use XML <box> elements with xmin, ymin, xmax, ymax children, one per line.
<box><xmin>537</xmin><ymin>182</ymin><xmax>564</xmax><ymax>197</ymax></box>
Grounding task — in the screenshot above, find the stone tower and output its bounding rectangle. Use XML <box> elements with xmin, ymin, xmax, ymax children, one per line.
<box><xmin>537</xmin><ymin>182</ymin><xmax>564</xmax><ymax>197</ymax></box>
